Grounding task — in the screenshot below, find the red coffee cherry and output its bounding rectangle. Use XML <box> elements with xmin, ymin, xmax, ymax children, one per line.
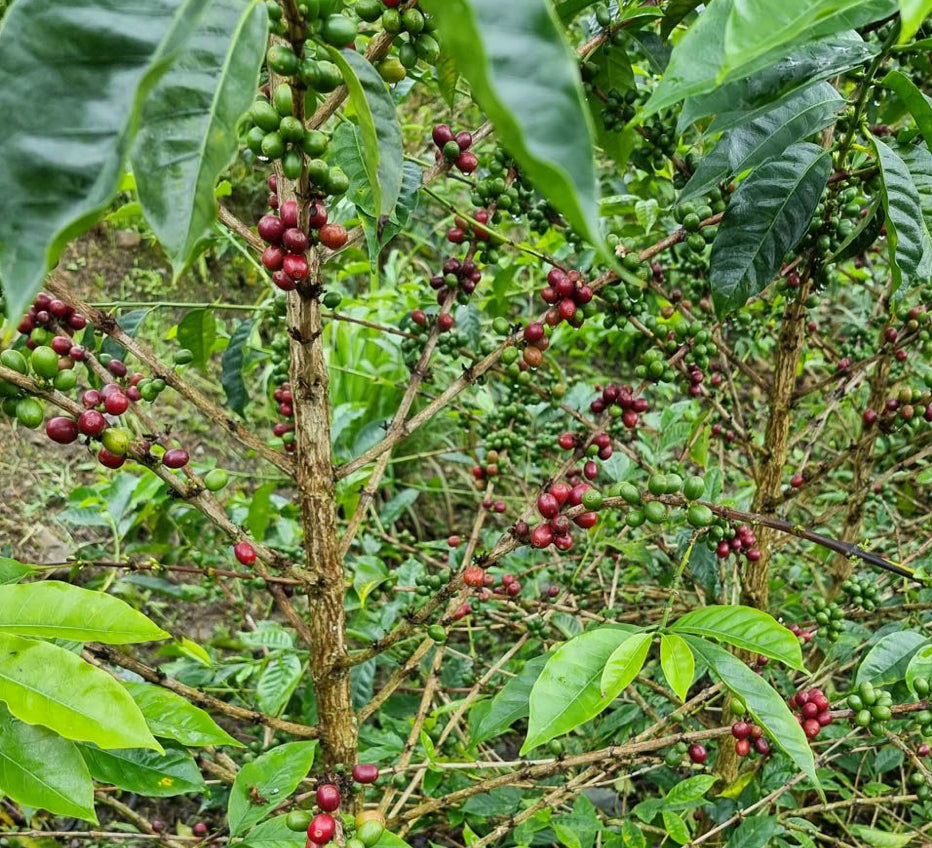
<box><xmin>98</xmin><ymin>447</ymin><xmax>126</xmax><ymax>469</ymax></box>
<box><xmin>351</xmin><ymin>763</ymin><xmax>379</xmax><ymax>784</ymax></box>
<box><xmin>687</xmin><ymin>743</ymin><xmax>707</xmax><ymax>764</ymax></box>
<box><xmin>234</xmin><ymin>540</ymin><xmax>256</xmax><ymax>565</ymax></box>
<box><xmin>163</xmin><ymin>448</ymin><xmax>189</xmax><ymax>469</ymax></box>
<box><xmin>258</xmin><ymin>214</ymin><xmax>285</xmax><ymax>243</ymax></box>
<box><xmin>315</xmin><ymin>784</ymin><xmax>341</xmax><ymax>812</ymax></box>
<box><xmin>306</xmin><ymin>813</ymin><xmax>335</xmax><ymax>844</ymax></box>
<box><xmin>46</xmin><ymin>417</ymin><xmax>79</xmax><ymax>444</ymax></box>
<box><xmin>78</xmin><ymin>410</ymin><xmax>107</xmax><ymax>437</ymax></box>
<box><xmin>319</xmin><ymin>223</ymin><xmax>348</xmax><ymax>250</ymax></box>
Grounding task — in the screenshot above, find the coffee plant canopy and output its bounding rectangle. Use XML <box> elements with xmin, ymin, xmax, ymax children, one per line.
<box><xmin>1</xmin><ymin>0</ymin><xmax>932</xmax><ymax>846</ymax></box>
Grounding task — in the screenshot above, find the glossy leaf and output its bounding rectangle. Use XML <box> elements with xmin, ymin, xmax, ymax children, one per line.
<box><xmin>661</xmin><ymin>0</ymin><xmax>703</xmax><ymax>37</ymax></box>
<box><xmin>221</xmin><ymin>317</ymin><xmax>255</xmax><ymax>416</ymax></box>
<box><xmin>710</xmin><ymin>143</ymin><xmax>831</xmax><ymax>314</ymax></box>
<box><xmin>681</xmin><ymin>83</ymin><xmax>843</xmax><ymax>203</ymax></box>
<box><xmin>228</xmin><ymin>740</ymin><xmax>317</xmax><ymax>835</ymax></box>
<box><xmin>178</xmin><ymin>308</ymin><xmax>217</xmax><ymax>372</ymax></box>
<box><xmin>0</xmin><ymin>558</ymin><xmax>34</xmax><ymax>585</ymax></box>
<box><xmin>856</xmin><ymin>630</ymin><xmax>928</xmax><ymax>686</ymax></box>
<box><xmin>0</xmin><ymin>581</ymin><xmax>168</xmax><ymax>644</ymax></box>
<box><xmin>660</xmin><ymin>634</ymin><xmax>695</xmax><ymax>701</ymax></box>
<box><xmin>0</xmin><ymin>632</ymin><xmax>160</xmax><ymax>750</ymax></box>
<box><xmin>901</xmin><ymin>142</ymin><xmax>932</xmax><ymax>229</ymax></box>
<box><xmin>899</xmin><ymin>0</ymin><xmax>932</xmax><ymax>40</ymax></box>
<box><xmin>0</xmin><ymin>704</ymin><xmax>96</xmax><ymax>822</ymax></box>
<box><xmin>726</xmin><ymin>816</ymin><xmax>781</xmax><ymax>848</ymax></box>
<box><xmin>600</xmin><ymin>632</ymin><xmax>652</xmax><ymax>698</ymax></box>
<box><xmin>666</xmin><ymin>774</ymin><xmax>718</xmax><ymax>805</ymax></box>
<box><xmin>80</xmin><ymin>744</ymin><xmax>205</xmax><ymax>797</ymax></box>
<box><xmin>721</xmin><ymin>0</ymin><xmax>896</xmax><ymax>79</ymax></box>
<box><xmin>679</xmin><ymin>33</ymin><xmax>875</xmax><ymax>134</ymax></box>
<box><xmin>619</xmin><ymin>821</ymin><xmax>647</xmax><ymax>848</ymax></box>
<box><xmin>684</xmin><ymin>636</ymin><xmax>819</xmax><ymax>790</ymax></box>
<box><xmin>849</xmin><ymin>826</ymin><xmax>914</xmax><ymax>848</ymax></box>
<box><xmin>869</xmin><ymin>134</ymin><xmax>932</xmax><ymax>293</ymax></box>
<box><xmin>424</xmin><ymin>0</ymin><xmax>606</xmax><ymax>255</ymax></box>
<box><xmin>327</xmin><ymin>48</ymin><xmax>403</xmax><ymax>218</ymax></box>
<box><xmin>670</xmin><ymin>605</ymin><xmax>805</xmax><ymax>670</ymax></box>
<box><xmin>133</xmin><ymin>0</ymin><xmax>267</xmax><ymax>272</ymax></box>
<box><xmin>470</xmin><ymin>654</ymin><xmax>548</xmax><ymax>746</ymax></box>
<box><xmin>256</xmin><ymin>653</ymin><xmax>303</xmax><ymax>716</ymax></box>
<box><xmin>522</xmin><ymin>625</ymin><xmax>637</xmax><ymax>754</ymax></box>
<box><xmin>0</xmin><ymin>0</ymin><xmax>207</xmax><ymax>321</ymax></box>
<box><xmin>662</xmin><ymin>811</ymin><xmax>690</xmax><ymax>845</ymax></box>
<box><xmin>124</xmin><ymin>681</ymin><xmax>241</xmax><ymax>747</ymax></box>
<box><xmin>905</xmin><ymin>644</ymin><xmax>932</xmax><ymax>697</ymax></box>
<box><xmin>883</xmin><ymin>71</ymin><xmax>932</xmax><ymax>152</ymax></box>
<box><xmin>240</xmin><ymin>816</ymin><xmax>304</xmax><ymax>848</ymax></box>
<box><xmin>645</xmin><ymin>0</ymin><xmax>733</xmax><ymax>116</ymax></box>
<box><xmin>356</xmin><ymin>160</ymin><xmax>420</xmax><ymax>275</ymax></box>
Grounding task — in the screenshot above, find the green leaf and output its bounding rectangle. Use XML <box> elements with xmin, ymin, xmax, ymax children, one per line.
<box><xmin>721</xmin><ymin>0</ymin><xmax>895</xmax><ymax>80</ymax></box>
<box><xmin>710</xmin><ymin>143</ymin><xmax>831</xmax><ymax>314</ymax></box>
<box><xmin>856</xmin><ymin>630</ymin><xmax>928</xmax><ymax>686</ymax></box>
<box><xmin>133</xmin><ymin>0</ymin><xmax>267</xmax><ymax>272</ymax></box>
<box><xmin>901</xmin><ymin>143</ymin><xmax>932</xmax><ymax>229</ymax></box>
<box><xmin>228</xmin><ymin>740</ymin><xmax>317</xmax><ymax>835</ymax></box>
<box><xmin>899</xmin><ymin>0</ymin><xmax>932</xmax><ymax>41</ymax></box>
<box><xmin>683</xmin><ymin>636</ymin><xmax>819</xmax><ymax>790</ymax></box>
<box><xmin>660</xmin><ymin>634</ymin><xmax>694</xmax><ymax>701</ymax></box>
<box><xmin>907</xmin><ymin>644</ymin><xmax>932</xmax><ymax>696</ymax></box>
<box><xmin>124</xmin><ymin>681</ymin><xmax>241</xmax><ymax>747</ymax></box>
<box><xmin>521</xmin><ymin>625</ymin><xmax>637</xmax><ymax>754</ymax></box>
<box><xmin>0</xmin><ymin>704</ymin><xmax>96</xmax><ymax>822</ymax></box>
<box><xmin>726</xmin><ymin>816</ymin><xmax>780</xmax><ymax>848</ymax></box>
<box><xmin>665</xmin><ymin>774</ymin><xmax>718</xmax><ymax>806</ymax></box>
<box><xmin>680</xmin><ymin>33</ymin><xmax>875</xmax><ymax>134</ymax></box>
<box><xmin>619</xmin><ymin>821</ymin><xmax>647</xmax><ymax>848</ymax></box>
<box><xmin>681</xmin><ymin>83</ymin><xmax>843</xmax><ymax>203</ymax></box>
<box><xmin>0</xmin><ymin>0</ymin><xmax>207</xmax><ymax>322</ymax></box>
<box><xmin>423</xmin><ymin>0</ymin><xmax>606</xmax><ymax>256</ymax></box>
<box><xmin>662</xmin><ymin>811</ymin><xmax>690</xmax><ymax>845</ymax></box>
<box><xmin>0</xmin><ymin>558</ymin><xmax>34</xmax><ymax>585</ymax></box>
<box><xmin>661</xmin><ymin>0</ymin><xmax>703</xmax><ymax>37</ymax></box>
<box><xmin>221</xmin><ymin>318</ymin><xmax>255</xmax><ymax>416</ymax></box>
<box><xmin>80</xmin><ymin>744</ymin><xmax>205</xmax><ymax>796</ymax></box>
<box><xmin>239</xmin><ymin>816</ymin><xmax>304</xmax><ymax>848</ymax></box>
<box><xmin>246</xmin><ymin>481</ymin><xmax>278</xmax><ymax>542</ymax></box>
<box><xmin>256</xmin><ymin>653</ymin><xmax>303</xmax><ymax>716</ymax></box>
<box><xmin>326</xmin><ymin>48</ymin><xmax>403</xmax><ymax>218</ymax></box>
<box><xmin>869</xmin><ymin>133</ymin><xmax>932</xmax><ymax>293</ymax></box>
<box><xmin>0</xmin><ymin>581</ymin><xmax>168</xmax><ymax>643</ymax></box>
<box><xmin>471</xmin><ymin>654</ymin><xmax>547</xmax><ymax>746</ymax></box>
<box><xmin>178</xmin><ymin>308</ymin><xmax>217</xmax><ymax>373</ymax></box>
<box><xmin>359</xmin><ymin>161</ymin><xmax>422</xmax><ymax>276</ymax></box>
<box><xmin>849</xmin><ymin>826</ymin><xmax>914</xmax><ymax>848</ymax></box>
<box><xmin>644</xmin><ymin>0</ymin><xmax>734</xmax><ymax>116</ymax></box>
<box><xmin>0</xmin><ymin>632</ymin><xmax>160</xmax><ymax>751</ymax></box>
<box><xmin>600</xmin><ymin>632</ymin><xmax>652</xmax><ymax>697</ymax></box>
<box><xmin>883</xmin><ymin>71</ymin><xmax>932</xmax><ymax>151</ymax></box>
<box><xmin>670</xmin><ymin>605</ymin><xmax>805</xmax><ymax>670</ymax></box>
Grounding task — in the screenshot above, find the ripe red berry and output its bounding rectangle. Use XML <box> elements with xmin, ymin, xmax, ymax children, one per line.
<box><xmin>105</xmin><ymin>392</ymin><xmax>130</xmax><ymax>416</ymax></box>
<box><xmin>688</xmin><ymin>743</ymin><xmax>707</xmax><ymax>764</ymax></box>
<box><xmin>315</xmin><ymin>784</ymin><xmax>340</xmax><ymax>812</ymax></box>
<box><xmin>163</xmin><ymin>448</ymin><xmax>189</xmax><ymax>469</ymax></box>
<box><xmin>732</xmin><ymin>721</ymin><xmax>751</xmax><ymax>740</ymax></box>
<box><xmin>432</xmin><ymin>124</ymin><xmax>454</xmax><ymax>148</ymax></box>
<box><xmin>351</xmin><ymin>763</ymin><xmax>379</xmax><ymax>784</ymax></box>
<box><xmin>262</xmin><ymin>245</ymin><xmax>285</xmax><ymax>271</ymax></box>
<box><xmin>557</xmin><ymin>433</ymin><xmax>575</xmax><ymax>451</ymax></box>
<box><xmin>46</xmin><ymin>417</ymin><xmax>78</xmax><ymax>444</ymax></box>
<box><xmin>735</xmin><ymin>738</ymin><xmax>751</xmax><ymax>757</ymax></box>
<box><xmin>463</xmin><ymin>565</ymin><xmax>485</xmax><ymax>587</ymax></box>
<box><xmin>919</xmin><ymin>744</ymin><xmax>931</xmax><ymax>757</ymax></box>
<box><xmin>437</xmin><ymin>313</ymin><xmax>454</xmax><ymax>332</ymax></box>
<box><xmin>98</xmin><ymin>447</ymin><xmax>126</xmax><ymax>469</ymax></box>
<box><xmin>258</xmin><ymin>214</ymin><xmax>285</xmax><ymax>243</ymax></box>
<box><xmin>863</xmin><ymin>408</ymin><xmax>878</xmax><ymax>425</ymax></box>
<box><xmin>78</xmin><ymin>410</ymin><xmax>107</xmax><ymax>437</ymax></box>
<box><xmin>282</xmin><ymin>228</ymin><xmax>309</xmax><ymax>253</ymax></box>
<box><xmin>307</xmin><ymin>813</ymin><xmax>336</xmax><ymax>844</ymax></box>
<box><xmin>51</xmin><ymin>335</ymin><xmax>72</xmax><ymax>355</ymax></box>
<box><xmin>68</xmin><ymin>312</ymin><xmax>87</xmax><ymax>330</ymax></box>
<box><xmin>802</xmin><ymin>719</ymin><xmax>821</xmax><ymax>740</ymax></box>
<box><xmin>283</xmin><ymin>253</ymin><xmax>309</xmax><ymax>280</ymax></box>
<box><xmin>753</xmin><ymin>737</ymin><xmax>770</xmax><ymax>755</ymax></box>
<box><xmin>234</xmin><ymin>540</ymin><xmax>256</xmax><ymax>565</ymax></box>
<box><xmin>537</xmin><ymin>492</ymin><xmax>559</xmax><ymax>519</ymax></box>
<box><xmin>319</xmin><ymin>223</ymin><xmax>348</xmax><ymax>250</ymax></box>
<box><xmin>530</xmin><ymin>523</ymin><xmax>554</xmax><ymax>549</ymax></box>
<box><xmin>308</xmin><ymin>203</ymin><xmax>328</xmax><ymax>229</ymax></box>
<box><xmin>273</xmin><ymin>270</ymin><xmax>296</xmax><ymax>291</ymax></box>
<box><xmin>82</xmin><ymin>389</ymin><xmax>102</xmax><ymax>408</ymax></box>
<box><xmin>192</xmin><ymin>823</ymin><xmax>208</xmax><ymax>838</ymax></box>
<box><xmin>447</xmin><ymin>535</ymin><xmax>461</xmax><ymax>548</ymax></box>
<box><xmin>456</xmin><ymin>152</ymin><xmax>478</xmax><ymax>174</ymax></box>
<box><xmin>108</xmin><ymin>359</ymin><xmax>127</xmax><ymax>378</ymax></box>
<box><xmin>280</xmin><ymin>200</ymin><xmax>298</xmax><ymax>228</ymax></box>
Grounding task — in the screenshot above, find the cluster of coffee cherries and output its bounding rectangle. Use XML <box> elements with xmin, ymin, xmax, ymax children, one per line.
<box><xmin>428</xmin><ymin>256</ymin><xmax>484</xmax><ymax>305</ymax></box>
<box><xmin>271</xmin><ymin>381</ymin><xmax>296</xmax><ymax>452</ymax></box>
<box><xmin>400</xmin><ymin>308</ymin><xmax>462</xmax><ymax>370</ymax></box>
<box><xmin>431</xmin><ymin>124</ymin><xmax>478</xmax><ymax>176</ymax></box>
<box><xmin>538</xmin><ymin>268</ymin><xmax>595</xmax><ymax>330</ymax></box>
<box><xmin>788</xmin><ymin>687</ymin><xmax>834</xmax><ymax>742</ymax></box>
<box><xmin>663</xmin><ymin>740</ymin><xmax>709</xmax><ymax>767</ymax></box>
<box><xmin>700</xmin><ymin>519</ymin><xmax>762</xmax><ymax>563</ymax></box>
<box><xmin>522</xmin><ymin>480</ymin><xmax>600</xmax><ymax>552</ymax></box>
<box><xmin>613</xmin><ymin>474</ymin><xmax>714</xmax><ymax>530</ymax></box>
<box><xmin>469</xmin><ymin>449</ymin><xmax>505</xmax><ymax>491</ymax></box>
<box><xmin>258</xmin><ymin>181</ymin><xmax>348</xmax><ymax>293</ymax></box>
<box><xmin>840</xmin><ymin>575</ymin><xmax>881</xmax><ymax>611</ymax></box>
<box><xmin>284</xmin><ymin>772</ymin><xmax>389</xmax><ymax>848</ymax></box>
<box><xmin>863</xmin><ymin>383</ymin><xmax>932</xmax><ymax>427</ymax></box>
<box><xmin>847</xmin><ymin>681</ymin><xmax>893</xmax><ymax>736</ymax></box>
<box><xmin>589</xmin><ymin>383</ymin><xmax>651</xmax><ymax>430</ymax></box>
<box><xmin>556</xmin><ymin>431</ymin><xmax>612</xmax><ymax>482</ymax></box>
<box><xmin>807</xmin><ymin>595</ymin><xmax>846</xmax><ymax>642</ymax></box>
<box><xmin>731</xmin><ymin>720</ymin><xmax>771</xmax><ymax>758</ymax></box>
<box><xmin>357</xmin><ymin>1</ymin><xmax>440</xmax><ymax>76</ymax></box>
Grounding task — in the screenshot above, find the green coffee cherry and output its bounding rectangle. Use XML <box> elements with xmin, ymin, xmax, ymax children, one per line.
<box><xmin>285</xmin><ymin>811</ymin><xmax>313</xmax><ymax>832</ymax></box>
<box><xmin>0</xmin><ymin>349</ymin><xmax>28</xmax><ymax>374</ymax></box>
<box><xmin>204</xmin><ymin>469</ymin><xmax>229</xmax><ymax>491</ymax></box>
<box><xmin>273</xmin><ymin>83</ymin><xmax>294</xmax><ymax>117</ymax></box>
<box><xmin>683</xmin><ymin>475</ymin><xmax>705</xmax><ymax>500</ymax></box>
<box><xmin>267</xmin><ymin>44</ymin><xmax>299</xmax><ymax>75</ymax></box>
<box><xmin>101</xmin><ymin>427</ymin><xmax>131</xmax><ymax>456</ymax></box>
<box><xmin>15</xmin><ymin>397</ymin><xmax>44</xmax><ymax>428</ymax></box>
<box><xmin>251</xmin><ymin>100</ymin><xmax>282</xmax><ymax>132</ymax></box>
<box><xmin>686</xmin><ymin>504</ymin><xmax>714</xmax><ymax>527</ymax></box>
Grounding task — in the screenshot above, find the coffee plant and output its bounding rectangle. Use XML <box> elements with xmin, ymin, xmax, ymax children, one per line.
<box><xmin>4</xmin><ymin>0</ymin><xmax>932</xmax><ymax>846</ymax></box>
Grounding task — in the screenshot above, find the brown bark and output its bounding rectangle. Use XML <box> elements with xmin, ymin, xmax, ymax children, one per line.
<box><xmin>833</xmin><ymin>353</ymin><xmax>890</xmax><ymax>584</ymax></box>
